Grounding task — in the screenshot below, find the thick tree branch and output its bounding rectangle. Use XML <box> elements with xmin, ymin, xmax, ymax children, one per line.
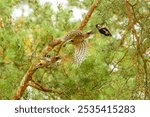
<box><xmin>13</xmin><ymin>65</ymin><xmax>35</xmax><ymax>99</ymax></box>
<box><xmin>13</xmin><ymin>55</ymin><xmax>60</xmax><ymax>100</ymax></box>
<box><xmin>41</xmin><ymin>40</ymin><xmax>62</xmax><ymax>57</ymax></box>
<box><xmin>78</xmin><ymin>0</ymin><xmax>101</xmax><ymax>30</ymax></box>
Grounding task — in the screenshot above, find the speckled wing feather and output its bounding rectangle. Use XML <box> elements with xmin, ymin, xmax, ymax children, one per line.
<box><xmin>62</xmin><ymin>30</ymin><xmax>83</xmax><ymax>41</ymax></box>
<box><xmin>74</xmin><ymin>40</ymin><xmax>88</xmax><ymax>64</ymax></box>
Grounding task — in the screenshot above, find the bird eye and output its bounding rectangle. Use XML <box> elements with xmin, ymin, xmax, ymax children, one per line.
<box><xmin>71</xmin><ymin>40</ymin><xmax>74</xmax><ymax>42</ymax></box>
<box><xmin>39</xmin><ymin>63</ymin><xmax>42</xmax><ymax>66</ymax></box>
<box><xmin>55</xmin><ymin>56</ymin><xmax>61</xmax><ymax>60</ymax></box>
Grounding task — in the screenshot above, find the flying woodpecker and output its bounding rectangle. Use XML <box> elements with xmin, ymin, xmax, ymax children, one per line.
<box><xmin>96</xmin><ymin>23</ymin><xmax>112</xmax><ymax>36</ymax></box>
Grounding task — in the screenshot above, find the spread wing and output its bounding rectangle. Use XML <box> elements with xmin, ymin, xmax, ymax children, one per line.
<box><xmin>74</xmin><ymin>40</ymin><xmax>88</xmax><ymax>64</ymax></box>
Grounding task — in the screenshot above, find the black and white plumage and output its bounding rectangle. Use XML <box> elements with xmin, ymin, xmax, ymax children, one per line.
<box><xmin>96</xmin><ymin>24</ymin><xmax>112</xmax><ymax>36</ymax></box>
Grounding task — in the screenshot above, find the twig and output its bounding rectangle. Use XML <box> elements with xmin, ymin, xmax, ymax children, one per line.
<box><xmin>28</xmin><ymin>81</ymin><xmax>63</xmax><ymax>95</ymax></box>
<box><xmin>119</xmin><ymin>26</ymin><xmax>131</xmax><ymax>46</ymax></box>
<box><xmin>109</xmin><ymin>47</ymin><xmax>129</xmax><ymax>74</ymax></box>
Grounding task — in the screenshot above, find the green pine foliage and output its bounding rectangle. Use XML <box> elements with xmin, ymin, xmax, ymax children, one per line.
<box><xmin>0</xmin><ymin>0</ymin><xmax>149</xmax><ymax>100</ymax></box>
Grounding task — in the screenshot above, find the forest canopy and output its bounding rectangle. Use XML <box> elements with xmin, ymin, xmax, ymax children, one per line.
<box><xmin>0</xmin><ymin>0</ymin><xmax>150</xmax><ymax>100</ymax></box>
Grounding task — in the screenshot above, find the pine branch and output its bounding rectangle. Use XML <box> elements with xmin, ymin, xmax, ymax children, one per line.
<box><xmin>13</xmin><ymin>55</ymin><xmax>60</xmax><ymax>100</ymax></box>
<box><xmin>28</xmin><ymin>81</ymin><xmax>63</xmax><ymax>95</ymax></box>
<box><xmin>12</xmin><ymin>0</ymin><xmax>100</xmax><ymax>100</ymax></box>
<box><xmin>13</xmin><ymin>65</ymin><xmax>34</xmax><ymax>100</ymax></box>
<box><xmin>78</xmin><ymin>0</ymin><xmax>101</xmax><ymax>30</ymax></box>
<box><xmin>125</xmin><ymin>0</ymin><xmax>149</xmax><ymax>99</ymax></box>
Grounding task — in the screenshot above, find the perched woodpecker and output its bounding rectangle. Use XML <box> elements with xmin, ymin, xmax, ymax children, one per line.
<box><xmin>60</xmin><ymin>30</ymin><xmax>93</xmax><ymax>64</ymax></box>
<box><xmin>96</xmin><ymin>24</ymin><xmax>112</xmax><ymax>36</ymax></box>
